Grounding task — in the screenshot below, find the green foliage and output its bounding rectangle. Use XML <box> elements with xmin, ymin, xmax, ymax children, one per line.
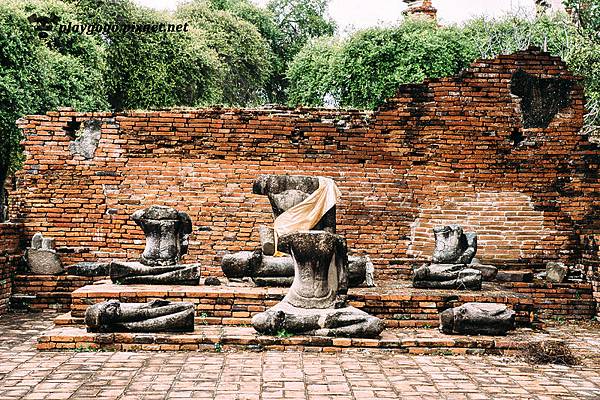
<box><xmin>0</xmin><ymin>0</ymin><xmax>107</xmax><ymax>179</ymax></box>
<box><xmin>176</xmin><ymin>0</ymin><xmax>274</xmax><ymax>106</ymax></box>
<box><xmin>288</xmin><ymin>20</ymin><xmax>476</xmax><ymax>109</ymax></box>
<box><xmin>286</xmin><ymin>36</ymin><xmax>339</xmax><ymax>106</ymax></box>
<box><xmin>276</xmin><ymin>329</ymin><xmax>294</xmax><ymax>338</ymax></box>
<box><xmin>74</xmin><ymin>0</ymin><xmax>223</xmax><ymax>110</ymax></box>
<box><xmin>563</xmin><ymin>0</ymin><xmax>600</xmax><ymax>42</ymax></box>
<box><xmin>267</xmin><ymin>0</ymin><xmax>336</xmax><ymax>61</ymax></box>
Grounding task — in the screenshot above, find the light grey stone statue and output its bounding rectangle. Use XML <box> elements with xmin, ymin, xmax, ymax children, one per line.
<box><xmin>221</xmin><ymin>175</ymin><xmax>374</xmax><ymax>287</ymax></box>
<box><xmin>439</xmin><ymin>302</ymin><xmax>516</xmax><ymax>335</ymax></box>
<box><xmin>26</xmin><ymin>232</ymin><xmax>63</xmax><ymax>275</ymax></box>
<box><xmin>85</xmin><ymin>299</ymin><xmax>195</xmax><ymax>333</ymax></box>
<box><xmin>252</xmin><ymin>231</ymin><xmax>384</xmax><ymax>338</ymax></box>
<box><xmin>109</xmin><ymin>206</ymin><xmax>200</xmax><ymax>285</ymax></box>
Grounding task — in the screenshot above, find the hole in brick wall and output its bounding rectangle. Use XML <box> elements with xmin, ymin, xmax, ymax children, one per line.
<box><xmin>64</xmin><ymin>117</ymin><xmax>81</xmax><ymax>139</ymax></box>
<box><xmin>290</xmin><ymin>128</ymin><xmax>305</xmax><ymax>145</ymax></box>
<box><xmin>510</xmin><ymin>128</ymin><xmax>524</xmax><ymax>147</ymax></box>
<box><xmin>510</xmin><ymin>69</ymin><xmax>573</xmax><ymax>128</ymax></box>
<box><xmin>358</xmin><ymin>158</ymin><xmax>367</xmax><ymax>165</ymax></box>
<box><xmin>324</xmin><ymin>136</ymin><xmax>334</xmax><ymax>145</ymax></box>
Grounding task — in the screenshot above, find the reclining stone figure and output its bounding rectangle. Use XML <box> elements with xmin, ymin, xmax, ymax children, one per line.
<box><xmin>222</xmin><ymin>175</ymin><xmax>374</xmax><ymax>287</ymax></box>
<box><xmin>252</xmin><ymin>231</ymin><xmax>384</xmax><ymax>338</ymax></box>
<box><xmin>110</xmin><ymin>205</ymin><xmax>201</xmax><ymax>285</ymax></box>
<box><xmin>85</xmin><ymin>299</ymin><xmax>195</xmax><ymax>333</ymax></box>
<box><xmin>439</xmin><ymin>302</ymin><xmax>516</xmax><ymax>335</ymax></box>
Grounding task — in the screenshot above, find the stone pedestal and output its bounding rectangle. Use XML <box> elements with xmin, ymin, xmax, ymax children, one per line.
<box><xmin>252</xmin><ymin>231</ymin><xmax>384</xmax><ymax>338</ymax></box>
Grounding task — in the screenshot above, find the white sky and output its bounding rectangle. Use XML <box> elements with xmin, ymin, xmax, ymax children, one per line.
<box><xmin>135</xmin><ymin>0</ymin><xmax>539</xmax><ymax>31</ymax></box>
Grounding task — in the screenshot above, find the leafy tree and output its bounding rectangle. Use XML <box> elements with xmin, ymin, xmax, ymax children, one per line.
<box><xmin>325</xmin><ymin>20</ymin><xmax>475</xmax><ymax>109</ymax></box>
<box><xmin>176</xmin><ymin>0</ymin><xmax>274</xmax><ymax>105</ymax></box>
<box><xmin>267</xmin><ymin>0</ymin><xmax>336</xmax><ymax>60</ymax></box>
<box><xmin>73</xmin><ymin>0</ymin><xmax>224</xmax><ymax>110</ymax></box>
<box><xmin>563</xmin><ymin>0</ymin><xmax>600</xmax><ymax>42</ymax></box>
<box><xmin>0</xmin><ymin>0</ymin><xmax>107</xmax><ymax>220</ymax></box>
<box><xmin>286</xmin><ymin>37</ymin><xmax>339</xmax><ymax>106</ymax></box>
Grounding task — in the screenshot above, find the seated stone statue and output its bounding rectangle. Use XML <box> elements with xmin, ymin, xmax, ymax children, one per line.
<box><xmin>252</xmin><ymin>231</ymin><xmax>384</xmax><ymax>338</ymax></box>
<box><xmin>433</xmin><ymin>225</ymin><xmax>477</xmax><ymax>264</ymax></box>
<box><xmin>412</xmin><ymin>225</ymin><xmax>500</xmax><ymax>290</ymax></box>
<box><xmin>85</xmin><ymin>299</ymin><xmax>195</xmax><ymax>333</ymax></box>
<box><xmin>222</xmin><ymin>175</ymin><xmax>374</xmax><ymax>287</ymax></box>
<box><xmin>439</xmin><ymin>302</ymin><xmax>515</xmax><ymax>336</ymax></box>
<box><xmin>110</xmin><ymin>206</ymin><xmax>200</xmax><ymax>285</ymax></box>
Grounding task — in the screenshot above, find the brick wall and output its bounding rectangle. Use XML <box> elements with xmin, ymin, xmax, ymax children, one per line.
<box><xmin>11</xmin><ymin>49</ymin><xmax>600</xmax><ymax>281</ymax></box>
<box><xmin>0</xmin><ymin>223</ymin><xmax>23</xmax><ymax>314</ymax></box>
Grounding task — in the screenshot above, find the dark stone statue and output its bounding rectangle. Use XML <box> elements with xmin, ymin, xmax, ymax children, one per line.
<box><xmin>132</xmin><ymin>206</ymin><xmax>192</xmax><ymax>266</ymax></box>
<box><xmin>252</xmin><ymin>231</ymin><xmax>384</xmax><ymax>338</ymax></box>
<box><xmin>439</xmin><ymin>302</ymin><xmax>516</xmax><ymax>336</ymax></box>
<box><xmin>85</xmin><ymin>299</ymin><xmax>195</xmax><ymax>333</ymax></box>
<box><xmin>412</xmin><ymin>225</ymin><xmax>499</xmax><ymax>290</ymax></box>
<box><xmin>109</xmin><ymin>206</ymin><xmax>200</xmax><ymax>285</ymax></box>
<box><xmin>432</xmin><ymin>225</ymin><xmax>476</xmax><ymax>264</ymax></box>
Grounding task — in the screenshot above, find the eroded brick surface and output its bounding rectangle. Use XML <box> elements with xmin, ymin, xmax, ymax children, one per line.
<box><xmin>1</xmin><ymin>312</ymin><xmax>599</xmax><ymax>399</ymax></box>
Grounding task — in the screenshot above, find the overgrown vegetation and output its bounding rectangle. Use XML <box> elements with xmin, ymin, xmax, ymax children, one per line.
<box><xmin>525</xmin><ymin>340</ymin><xmax>579</xmax><ymax>365</ymax></box>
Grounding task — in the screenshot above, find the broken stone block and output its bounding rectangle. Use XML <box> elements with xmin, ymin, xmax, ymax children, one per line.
<box><xmin>440</xmin><ymin>302</ymin><xmax>516</xmax><ymax>336</ymax></box>
<box><xmin>69</xmin><ymin>120</ymin><xmax>102</xmax><ymax>159</ymax></box>
<box><xmin>413</xmin><ymin>264</ymin><xmax>482</xmax><ymax>290</ymax></box>
<box><xmin>546</xmin><ymin>262</ymin><xmax>569</xmax><ymax>283</ymax></box>
<box><xmin>496</xmin><ymin>270</ymin><xmax>534</xmax><ymax>283</ymax></box>
<box><xmin>469</xmin><ymin>263</ymin><xmax>498</xmax><ymax>281</ymax></box>
<box><xmin>26</xmin><ymin>232</ymin><xmax>63</xmax><ymax>275</ymax></box>
<box><xmin>204</xmin><ymin>276</ymin><xmax>222</xmax><ymax>286</ymax></box>
<box><xmin>85</xmin><ymin>299</ymin><xmax>195</xmax><ymax>333</ymax></box>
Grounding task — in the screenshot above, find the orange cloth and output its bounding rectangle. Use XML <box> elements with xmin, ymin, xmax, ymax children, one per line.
<box><xmin>272</xmin><ymin>177</ymin><xmax>341</xmax><ymax>256</ymax></box>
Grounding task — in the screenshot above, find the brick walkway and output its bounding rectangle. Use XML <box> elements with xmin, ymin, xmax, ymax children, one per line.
<box><xmin>0</xmin><ymin>313</ymin><xmax>599</xmax><ymax>400</ymax></box>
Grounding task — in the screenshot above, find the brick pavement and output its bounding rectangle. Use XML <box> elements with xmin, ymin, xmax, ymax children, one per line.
<box><xmin>0</xmin><ymin>312</ymin><xmax>599</xmax><ymax>400</ymax></box>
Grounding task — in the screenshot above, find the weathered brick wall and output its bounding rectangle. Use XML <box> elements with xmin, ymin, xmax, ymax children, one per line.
<box><xmin>0</xmin><ymin>223</ymin><xmax>23</xmax><ymax>314</ymax></box>
<box><xmin>11</xmin><ymin>49</ymin><xmax>600</xmax><ymax>281</ymax></box>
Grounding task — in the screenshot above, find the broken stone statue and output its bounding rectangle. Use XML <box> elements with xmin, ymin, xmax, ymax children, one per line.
<box><xmin>110</xmin><ymin>205</ymin><xmax>201</xmax><ymax>285</ymax></box>
<box><xmin>413</xmin><ymin>225</ymin><xmax>498</xmax><ymax>290</ymax></box>
<box><xmin>85</xmin><ymin>299</ymin><xmax>195</xmax><ymax>333</ymax></box>
<box><xmin>252</xmin><ymin>231</ymin><xmax>384</xmax><ymax>338</ymax></box>
<box><xmin>221</xmin><ymin>175</ymin><xmax>375</xmax><ymax>287</ymax></box>
<box><xmin>26</xmin><ymin>232</ymin><xmax>63</xmax><ymax>275</ymax></box>
<box><xmin>439</xmin><ymin>302</ymin><xmax>516</xmax><ymax>335</ymax></box>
